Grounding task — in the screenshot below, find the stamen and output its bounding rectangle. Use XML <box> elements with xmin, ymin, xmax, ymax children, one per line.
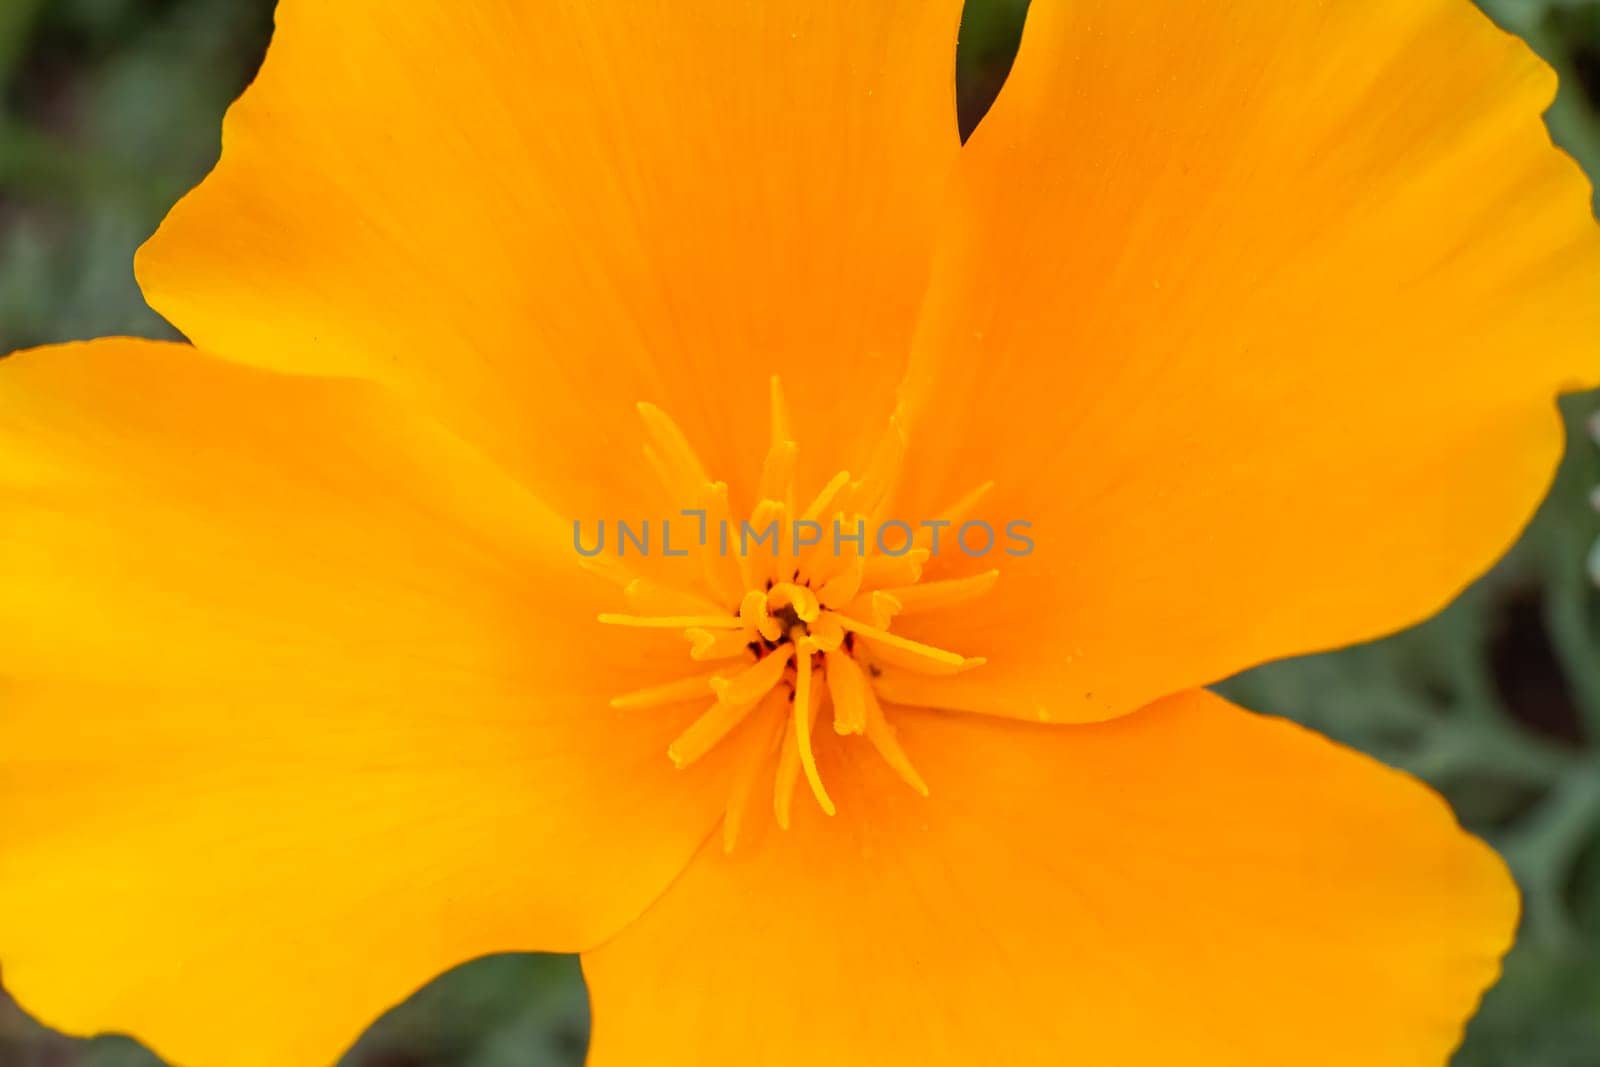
<box><xmin>773</xmin><ymin>706</ymin><xmax>805</xmax><ymax>831</ymax></box>
<box><xmin>844</xmin><ymin>408</ymin><xmax>907</xmax><ymax>519</ymax></box>
<box><xmin>797</xmin><ymin>509</ymin><xmax>857</xmax><ymax>587</ymax></box>
<box><xmin>768</xmin><ymin>376</ymin><xmax>793</xmax><ymax>451</ymax></box>
<box><xmin>815</xmin><ymin>552</ymin><xmax>864</xmax><ymax>607</ymax></box>
<box><xmin>668</xmin><ymin>700</ymin><xmax>759</xmax><ymax>770</ymax></box>
<box><xmin>685</xmin><ymin>627</ymin><xmax>756</xmax><ymax>661</ymax></box>
<box><xmin>877</xmin><ymin>570</ymin><xmax>1000</xmax><ymax>615</ymax></box>
<box><xmin>610</xmin><ymin>667</ymin><xmax>734</xmax><ymax>711</ymax></box>
<box><xmin>756</xmin><ymin>440</ymin><xmax>798</xmax><ymax>509</ymax></box>
<box><xmin>870</xmin><ymin>668</ymin><xmax>1010</xmax><ymax>716</ymax></box>
<box><xmin>747</xmin><ymin>498</ymin><xmax>789</xmax><ymax>585</ymax></box>
<box><xmin>637</xmin><ymin>401</ymin><xmax>712</xmax><ymax>502</ymax></box>
<box><xmin>839</xmin><ymin>590</ymin><xmax>902</xmax><ymax>630</ymax></box>
<box><xmin>577</xmin><ymin>553</ymin><xmax>638</xmax><ymax>590</ymax></box>
<box><xmin>799</xmin><ymin>470</ymin><xmax>852</xmax><ymax>523</ymax></box>
<box><xmin>723</xmin><ymin>695</ymin><xmax>786</xmax><ymax>853</ymax></box>
<box><xmin>862</xmin><ymin>683</ymin><xmax>929</xmax><ymax>796</ymax></box>
<box><xmin>623</xmin><ymin>577</ymin><xmax>726</xmax><ymax>618</ymax></box>
<box><xmin>860</xmin><ymin>638</ymin><xmax>986</xmax><ymax>677</ymax></box>
<box><xmin>697</xmin><ymin>480</ymin><xmax>747</xmax><ymax>605</ymax></box>
<box><xmin>792</xmin><ymin>646</ymin><xmax>836</xmax><ymax>817</ymax></box>
<box><xmin>833</xmin><ymin>616</ymin><xmax>970</xmax><ymax>672</ymax></box>
<box><xmin>641</xmin><ymin>445</ymin><xmax>677</xmax><ymax>505</ymax></box>
<box><xmin>825</xmin><ymin>648</ymin><xmax>869</xmax><ymax>735</ymax></box>
<box><xmin>710</xmin><ymin>646</ymin><xmax>795</xmax><ymax>707</ymax></box>
<box><xmin>598</xmin><ymin>613</ymin><xmax>746</xmax><ymax>630</ymax></box>
<box><xmin>860</xmin><ymin>549</ymin><xmax>929</xmax><ymax>590</ymax></box>
<box><xmin>913</xmin><ymin>481</ymin><xmax>996</xmax><ymax>551</ymax></box>
<box><xmin>792</xmin><ymin>473</ymin><xmax>852</xmax><ymax>584</ymax></box>
<box><xmin>670</xmin><ymin>650</ymin><xmax>794</xmax><ymax>769</ymax></box>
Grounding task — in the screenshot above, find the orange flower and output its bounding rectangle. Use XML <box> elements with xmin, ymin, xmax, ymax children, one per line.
<box><xmin>2</xmin><ymin>2</ymin><xmax>1596</xmax><ymax>1065</ymax></box>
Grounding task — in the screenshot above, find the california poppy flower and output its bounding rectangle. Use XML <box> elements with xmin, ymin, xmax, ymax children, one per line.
<box><xmin>3</xmin><ymin>1</ymin><xmax>1596</xmax><ymax>1065</ymax></box>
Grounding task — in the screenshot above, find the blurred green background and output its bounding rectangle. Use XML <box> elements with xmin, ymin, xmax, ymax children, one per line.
<box><xmin>1</xmin><ymin>0</ymin><xmax>1597</xmax><ymax>1064</ymax></box>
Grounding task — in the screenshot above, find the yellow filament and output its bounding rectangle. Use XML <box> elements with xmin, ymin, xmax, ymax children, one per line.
<box><xmin>756</xmin><ymin>440</ymin><xmax>799</xmax><ymax>509</ymax></box>
<box><xmin>610</xmin><ymin>667</ymin><xmax>733</xmax><ymax>711</ymax></box>
<box><xmin>623</xmin><ymin>577</ymin><xmax>726</xmax><ymax>618</ymax></box>
<box><xmin>697</xmin><ymin>480</ymin><xmax>746</xmax><ymax>604</ymax></box>
<box><xmin>913</xmin><ymin>481</ymin><xmax>997</xmax><ymax>551</ymax></box>
<box><xmin>859</xmin><ymin>639</ymin><xmax>985</xmax><ymax>678</ymax></box>
<box><xmin>843</xmin><ymin>409</ymin><xmax>907</xmax><ymax>519</ymax></box>
<box><xmin>794</xmin><ymin>513</ymin><xmax>848</xmax><ymax>588</ymax></box>
<box><xmin>685</xmin><ymin>627</ymin><xmax>755</xmax><ymax>661</ymax></box>
<box><xmin>792</xmin><ymin>470</ymin><xmax>851</xmax><ymax>584</ymax></box>
<box><xmin>711</xmin><ymin>646</ymin><xmax>794</xmax><ymax>706</ymax></box>
<box><xmin>669</xmin><ymin>700</ymin><xmax>759</xmax><ymax>769</ymax></box>
<box><xmin>599</xmin><ymin>613</ymin><xmax>745</xmax><ymax>630</ymax></box>
<box><xmin>640</xmin><ymin>445</ymin><xmax>676</xmax><ymax>505</ymax></box>
<box><xmin>671</xmin><ymin>650</ymin><xmax>793</xmax><ymax>768</ymax></box>
<box><xmin>768</xmin><ymin>376</ymin><xmax>793</xmax><ymax>451</ymax></box>
<box><xmin>747</xmin><ymin>498</ymin><xmax>789</xmax><ymax>584</ymax></box>
<box><xmin>864</xmin><ymin>669</ymin><xmax>996</xmax><ymax>716</ymax></box>
<box><xmin>825</xmin><ymin>648</ymin><xmax>869</xmax><ymax>735</ymax></box>
<box><xmin>815</xmin><ymin>552</ymin><xmax>864</xmax><ymax>607</ymax></box>
<box><xmin>839</xmin><ymin>590</ymin><xmax>902</xmax><ymax>630</ymax></box>
<box><xmin>576</xmin><ymin>553</ymin><xmax>637</xmax><ymax>591</ymax></box>
<box><xmin>862</xmin><ymin>682</ymin><xmax>929</xmax><ymax>797</ymax></box>
<box><xmin>792</xmin><ymin>647</ymin><xmax>836</xmax><ymax>817</ymax></box>
<box><xmin>878</xmin><ymin>570</ymin><xmax>1000</xmax><ymax>615</ymax></box>
<box><xmin>773</xmin><ymin>709</ymin><xmax>804</xmax><ymax>831</ymax></box>
<box><xmin>860</xmin><ymin>549</ymin><xmax>928</xmax><ymax>589</ymax></box>
<box><xmin>723</xmin><ymin>696</ymin><xmax>786</xmax><ymax>853</ymax></box>
<box><xmin>833</xmin><ymin>615</ymin><xmax>968</xmax><ymax>669</ymax></box>
<box><xmin>799</xmin><ymin>470</ymin><xmax>852</xmax><ymax>524</ymax></box>
<box><xmin>637</xmin><ymin>401</ymin><xmax>712</xmax><ymax>501</ymax></box>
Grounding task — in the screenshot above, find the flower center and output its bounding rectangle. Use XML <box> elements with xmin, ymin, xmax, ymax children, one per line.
<box><xmin>595</xmin><ymin>379</ymin><xmax>996</xmax><ymax>850</ymax></box>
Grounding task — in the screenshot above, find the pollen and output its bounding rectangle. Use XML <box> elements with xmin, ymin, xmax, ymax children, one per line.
<box><xmin>598</xmin><ymin>379</ymin><xmax>995</xmax><ymax>851</ymax></box>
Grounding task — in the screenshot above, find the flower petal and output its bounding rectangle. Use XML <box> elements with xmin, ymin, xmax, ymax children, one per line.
<box><xmin>582</xmin><ymin>690</ymin><xmax>1516</xmax><ymax>1066</ymax></box>
<box><xmin>136</xmin><ymin>0</ymin><xmax>965</xmax><ymax>515</ymax></box>
<box><xmin>0</xmin><ymin>340</ymin><xmax>745</xmax><ymax>1067</ymax></box>
<box><xmin>894</xmin><ymin>0</ymin><xmax>1600</xmax><ymax>722</ymax></box>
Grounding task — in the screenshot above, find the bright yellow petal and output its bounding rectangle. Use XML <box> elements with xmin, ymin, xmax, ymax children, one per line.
<box><xmin>0</xmin><ymin>340</ymin><xmax>747</xmax><ymax>1067</ymax></box>
<box><xmin>894</xmin><ymin>0</ymin><xmax>1600</xmax><ymax>722</ymax></box>
<box><xmin>136</xmin><ymin>0</ymin><xmax>964</xmax><ymax>518</ymax></box>
<box><xmin>583</xmin><ymin>690</ymin><xmax>1516</xmax><ymax>1066</ymax></box>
